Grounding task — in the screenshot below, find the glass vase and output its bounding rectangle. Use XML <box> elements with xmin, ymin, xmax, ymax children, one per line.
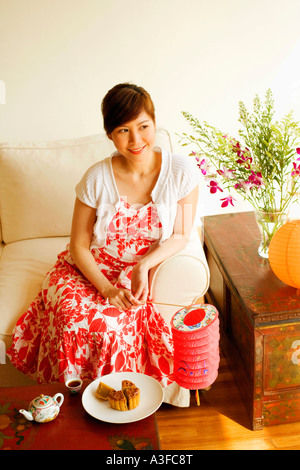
<box><xmin>254</xmin><ymin>210</ymin><xmax>288</xmax><ymax>259</ymax></box>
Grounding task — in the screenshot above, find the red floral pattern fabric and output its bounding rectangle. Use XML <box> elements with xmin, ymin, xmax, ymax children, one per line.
<box><xmin>7</xmin><ymin>199</ymin><xmax>174</xmax><ymax>386</ymax></box>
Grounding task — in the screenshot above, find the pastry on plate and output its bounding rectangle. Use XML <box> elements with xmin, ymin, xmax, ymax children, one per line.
<box><xmin>122</xmin><ymin>380</ymin><xmax>136</xmax><ymax>391</ymax></box>
<box><xmin>96</xmin><ymin>381</ymin><xmax>115</xmax><ymax>400</ymax></box>
<box><xmin>98</xmin><ymin>378</ymin><xmax>141</xmax><ymax>411</ymax></box>
<box><xmin>108</xmin><ymin>390</ymin><xmax>128</xmax><ymax>411</ymax></box>
<box><xmin>124</xmin><ymin>386</ymin><xmax>140</xmax><ymax>410</ymax></box>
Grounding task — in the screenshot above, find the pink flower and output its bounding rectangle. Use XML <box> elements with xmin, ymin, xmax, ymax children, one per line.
<box><xmin>208</xmin><ymin>180</ymin><xmax>223</xmax><ymax>194</ymax></box>
<box><xmin>248</xmin><ymin>171</ymin><xmax>263</xmax><ymax>187</ymax></box>
<box><xmin>296</xmin><ymin>148</ymin><xmax>300</xmax><ymax>161</ymax></box>
<box><xmin>220</xmin><ymin>196</ymin><xmax>236</xmax><ymax>207</ymax></box>
<box><xmin>232</xmin><ymin>141</ymin><xmax>242</xmax><ymax>157</ymax></box>
<box><xmin>198</xmin><ymin>158</ymin><xmax>210</xmax><ymax>175</ymax></box>
<box><xmin>291</xmin><ymin>162</ymin><xmax>300</xmax><ymax>176</ymax></box>
<box><xmin>234</xmin><ymin>180</ymin><xmax>252</xmax><ymax>192</ymax></box>
<box><xmin>217</xmin><ymin>166</ymin><xmax>235</xmax><ymax>178</ymax></box>
<box><xmin>236</xmin><ymin>153</ymin><xmax>253</xmax><ymax>169</ymax></box>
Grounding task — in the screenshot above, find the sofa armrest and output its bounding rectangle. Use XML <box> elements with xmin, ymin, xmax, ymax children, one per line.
<box><xmin>149</xmin><ymin>229</ymin><xmax>210</xmax><ymax>326</ymax></box>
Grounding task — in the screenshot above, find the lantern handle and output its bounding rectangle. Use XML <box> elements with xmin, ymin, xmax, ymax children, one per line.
<box><xmin>146</xmin><ymin>300</ymin><xmax>201</xmax><ymax>309</ymax></box>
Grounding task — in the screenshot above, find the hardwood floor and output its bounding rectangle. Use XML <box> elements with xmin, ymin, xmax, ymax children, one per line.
<box><xmin>156</xmin><ymin>351</ymin><xmax>300</xmax><ymax>450</ymax></box>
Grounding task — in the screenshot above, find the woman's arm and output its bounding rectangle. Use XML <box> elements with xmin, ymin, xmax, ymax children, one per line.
<box><xmin>131</xmin><ymin>185</ymin><xmax>199</xmax><ymax>301</ymax></box>
<box><xmin>69</xmin><ymin>197</ymin><xmax>140</xmax><ymax>310</ymax></box>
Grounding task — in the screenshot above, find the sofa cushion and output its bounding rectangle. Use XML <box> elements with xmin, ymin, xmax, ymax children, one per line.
<box><xmin>0</xmin><ymin>135</ymin><xmax>114</xmax><ymax>244</ymax></box>
<box><xmin>0</xmin><ymin>237</ymin><xmax>69</xmax><ymax>347</ymax></box>
<box><xmin>0</xmin><ymin>130</ymin><xmax>172</xmax><ymax>244</ymax></box>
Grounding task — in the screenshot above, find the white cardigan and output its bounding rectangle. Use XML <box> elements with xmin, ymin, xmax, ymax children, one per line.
<box><xmin>75</xmin><ymin>148</ymin><xmax>201</xmax><ymax>249</ymax></box>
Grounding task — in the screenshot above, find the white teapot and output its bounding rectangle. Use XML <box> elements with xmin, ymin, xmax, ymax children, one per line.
<box><xmin>19</xmin><ymin>393</ymin><xmax>64</xmax><ymax>423</ymax></box>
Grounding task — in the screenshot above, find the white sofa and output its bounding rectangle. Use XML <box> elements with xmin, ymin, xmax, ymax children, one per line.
<box><xmin>0</xmin><ymin>130</ymin><xmax>210</xmax><ymax>405</ymax></box>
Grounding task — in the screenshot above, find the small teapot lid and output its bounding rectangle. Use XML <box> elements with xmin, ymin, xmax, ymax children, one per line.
<box><xmin>32</xmin><ymin>394</ymin><xmax>53</xmax><ymax>409</ymax></box>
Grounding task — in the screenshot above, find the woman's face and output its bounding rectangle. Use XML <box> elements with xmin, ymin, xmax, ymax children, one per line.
<box><xmin>108</xmin><ymin>111</ymin><xmax>156</xmax><ymax>162</ymax></box>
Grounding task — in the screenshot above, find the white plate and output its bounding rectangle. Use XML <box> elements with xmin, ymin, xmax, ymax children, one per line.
<box><xmin>82</xmin><ymin>372</ymin><xmax>164</xmax><ymax>423</ymax></box>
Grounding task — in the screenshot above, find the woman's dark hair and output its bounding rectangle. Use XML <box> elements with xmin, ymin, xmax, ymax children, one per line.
<box><xmin>101</xmin><ymin>83</ymin><xmax>155</xmax><ymax>135</ymax></box>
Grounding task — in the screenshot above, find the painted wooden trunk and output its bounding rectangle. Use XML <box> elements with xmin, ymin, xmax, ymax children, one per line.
<box><xmin>204</xmin><ymin>212</ymin><xmax>300</xmax><ymax>430</ymax></box>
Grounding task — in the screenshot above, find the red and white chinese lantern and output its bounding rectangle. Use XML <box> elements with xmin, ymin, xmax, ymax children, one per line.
<box><xmin>171</xmin><ymin>304</ymin><xmax>220</xmax><ymax>404</ymax></box>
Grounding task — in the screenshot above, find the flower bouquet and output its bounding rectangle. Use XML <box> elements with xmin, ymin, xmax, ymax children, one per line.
<box><xmin>180</xmin><ymin>89</ymin><xmax>300</xmax><ymax>257</ymax></box>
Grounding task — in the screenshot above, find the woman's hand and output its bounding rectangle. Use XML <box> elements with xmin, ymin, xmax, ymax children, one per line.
<box><xmin>104</xmin><ymin>286</ymin><xmax>142</xmax><ymax>311</ymax></box>
<box><xmin>130</xmin><ymin>262</ymin><xmax>149</xmax><ymax>303</ymax></box>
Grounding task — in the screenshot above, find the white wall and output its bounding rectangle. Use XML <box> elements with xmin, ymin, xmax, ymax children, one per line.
<box><xmin>1</xmin><ymin>0</ymin><xmax>300</xmax><ymax>215</ymax></box>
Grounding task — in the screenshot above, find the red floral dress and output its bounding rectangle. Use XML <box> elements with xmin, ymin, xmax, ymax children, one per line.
<box><xmin>7</xmin><ymin>198</ymin><xmax>174</xmax><ymax>386</ymax></box>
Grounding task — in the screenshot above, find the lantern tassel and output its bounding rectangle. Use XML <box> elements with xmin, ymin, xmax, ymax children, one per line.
<box><xmin>195</xmin><ymin>389</ymin><xmax>200</xmax><ymax>406</ymax></box>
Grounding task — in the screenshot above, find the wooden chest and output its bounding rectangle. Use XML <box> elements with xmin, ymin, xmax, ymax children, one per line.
<box><xmin>204</xmin><ymin>212</ymin><xmax>300</xmax><ymax>430</ymax></box>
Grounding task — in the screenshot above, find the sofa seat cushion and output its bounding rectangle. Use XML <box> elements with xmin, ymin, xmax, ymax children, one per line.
<box><xmin>0</xmin><ymin>237</ymin><xmax>69</xmax><ymax>347</ymax></box>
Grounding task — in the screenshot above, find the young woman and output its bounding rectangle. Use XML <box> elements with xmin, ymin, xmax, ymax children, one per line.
<box><xmin>7</xmin><ymin>83</ymin><xmax>200</xmax><ymax>387</ymax></box>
